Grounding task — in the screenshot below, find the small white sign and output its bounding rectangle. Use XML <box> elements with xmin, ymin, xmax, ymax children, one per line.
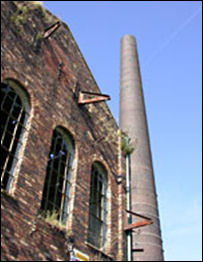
<box><xmin>70</xmin><ymin>249</ymin><xmax>89</xmax><ymax>261</ymax></box>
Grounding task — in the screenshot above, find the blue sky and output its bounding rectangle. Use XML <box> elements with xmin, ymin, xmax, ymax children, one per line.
<box><xmin>43</xmin><ymin>1</ymin><xmax>202</xmax><ymax>261</ymax></box>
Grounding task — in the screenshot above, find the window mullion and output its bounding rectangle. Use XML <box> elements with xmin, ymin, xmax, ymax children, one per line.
<box><xmin>1</xmin><ymin>106</ymin><xmax>24</xmax><ymax>186</ymax></box>
<box><xmin>88</xmin><ymin>163</ymin><xmax>108</xmax><ymax>249</ymax></box>
<box><xmin>59</xmin><ymin>152</ymin><xmax>71</xmax><ymax>223</ymax></box>
<box><xmin>1</xmin><ymin>110</ymin><xmax>30</xmax><ymax>133</ymax></box>
<box><xmin>1</xmin><ymin>87</ymin><xmax>9</xmax><ymax>107</ymax></box>
<box><xmin>40</xmin><ymin>128</ymin><xmax>74</xmax><ymax>225</ymax></box>
<box><xmin>1</xmin><ymin>93</ymin><xmax>18</xmax><ymax>145</ymax></box>
<box><xmin>43</xmin><ymin>135</ymin><xmax>58</xmax><ymax>213</ymax></box>
<box><xmin>52</xmin><ymin>144</ymin><xmax>64</xmax><ymax>216</ymax></box>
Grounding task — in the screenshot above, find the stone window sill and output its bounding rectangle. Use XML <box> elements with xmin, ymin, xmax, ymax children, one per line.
<box><xmin>85</xmin><ymin>241</ymin><xmax>114</xmax><ymax>261</ymax></box>
<box><xmin>1</xmin><ymin>188</ymin><xmax>16</xmax><ymax>201</ymax></box>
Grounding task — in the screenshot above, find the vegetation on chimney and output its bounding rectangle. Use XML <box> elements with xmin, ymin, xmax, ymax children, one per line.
<box><xmin>121</xmin><ymin>132</ymin><xmax>136</xmax><ymax>156</ymax></box>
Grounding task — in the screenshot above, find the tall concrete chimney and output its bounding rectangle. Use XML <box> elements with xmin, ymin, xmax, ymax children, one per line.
<box><xmin>119</xmin><ymin>35</ymin><xmax>164</xmax><ymax>261</ymax></box>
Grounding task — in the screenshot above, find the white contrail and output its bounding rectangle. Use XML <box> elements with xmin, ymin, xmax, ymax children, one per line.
<box><xmin>143</xmin><ymin>7</ymin><xmax>202</xmax><ymax>67</ymax></box>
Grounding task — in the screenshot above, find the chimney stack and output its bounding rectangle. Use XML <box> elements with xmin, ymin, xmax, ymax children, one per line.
<box><xmin>119</xmin><ymin>35</ymin><xmax>164</xmax><ymax>261</ymax></box>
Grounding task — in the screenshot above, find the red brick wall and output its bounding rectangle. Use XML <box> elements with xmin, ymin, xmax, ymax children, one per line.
<box><xmin>1</xmin><ymin>2</ymin><xmax>126</xmax><ymax>261</ymax></box>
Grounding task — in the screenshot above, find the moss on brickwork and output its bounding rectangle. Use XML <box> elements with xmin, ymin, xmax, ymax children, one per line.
<box><xmin>10</xmin><ymin>1</ymin><xmax>57</xmax><ymax>34</ymax></box>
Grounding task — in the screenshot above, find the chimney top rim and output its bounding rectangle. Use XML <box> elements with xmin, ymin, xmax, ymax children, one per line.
<box><xmin>121</xmin><ymin>34</ymin><xmax>137</xmax><ymax>45</ymax></box>
<box><xmin>121</xmin><ymin>34</ymin><xmax>136</xmax><ymax>40</ymax></box>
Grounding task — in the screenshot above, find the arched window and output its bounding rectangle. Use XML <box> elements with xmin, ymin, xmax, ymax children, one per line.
<box><xmin>41</xmin><ymin>127</ymin><xmax>75</xmax><ymax>224</ymax></box>
<box><xmin>88</xmin><ymin>162</ymin><xmax>108</xmax><ymax>249</ymax></box>
<box><xmin>0</xmin><ymin>81</ymin><xmax>30</xmax><ymax>191</ymax></box>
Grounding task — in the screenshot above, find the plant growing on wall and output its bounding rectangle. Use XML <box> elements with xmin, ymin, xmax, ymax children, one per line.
<box><xmin>43</xmin><ymin>210</ymin><xmax>67</xmax><ymax>233</ymax></box>
<box><xmin>10</xmin><ymin>2</ymin><xmax>54</xmax><ymax>33</ymax></box>
<box><xmin>10</xmin><ymin>4</ymin><xmax>29</xmax><ymax>33</ymax></box>
<box><xmin>121</xmin><ymin>132</ymin><xmax>136</xmax><ymax>156</ymax></box>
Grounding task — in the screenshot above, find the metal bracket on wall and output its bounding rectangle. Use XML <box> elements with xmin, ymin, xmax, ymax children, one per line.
<box><xmin>132</xmin><ymin>248</ymin><xmax>144</xmax><ymax>253</ymax></box>
<box><xmin>78</xmin><ymin>91</ymin><xmax>111</xmax><ymax>105</ymax></box>
<box><xmin>43</xmin><ymin>21</ymin><xmax>61</xmax><ymax>39</ymax></box>
<box><xmin>124</xmin><ymin>209</ymin><xmax>153</xmax><ymax>232</ymax></box>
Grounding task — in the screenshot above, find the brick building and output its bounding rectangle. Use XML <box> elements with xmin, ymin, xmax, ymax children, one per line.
<box><xmin>1</xmin><ymin>1</ymin><xmax>164</xmax><ymax>261</ymax></box>
<box><xmin>1</xmin><ymin>1</ymin><xmax>127</xmax><ymax>261</ymax></box>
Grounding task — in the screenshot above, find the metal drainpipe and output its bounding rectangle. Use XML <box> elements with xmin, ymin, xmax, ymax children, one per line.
<box><xmin>126</xmin><ymin>152</ymin><xmax>132</xmax><ymax>261</ymax></box>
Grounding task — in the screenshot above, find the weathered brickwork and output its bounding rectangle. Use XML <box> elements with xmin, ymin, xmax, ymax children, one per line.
<box><xmin>1</xmin><ymin>2</ymin><xmax>126</xmax><ymax>261</ymax></box>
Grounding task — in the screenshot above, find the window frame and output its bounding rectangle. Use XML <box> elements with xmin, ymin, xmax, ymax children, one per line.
<box><xmin>88</xmin><ymin>162</ymin><xmax>108</xmax><ymax>250</ymax></box>
<box><xmin>40</xmin><ymin>127</ymin><xmax>75</xmax><ymax>225</ymax></box>
<box><xmin>1</xmin><ymin>79</ymin><xmax>30</xmax><ymax>192</ymax></box>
